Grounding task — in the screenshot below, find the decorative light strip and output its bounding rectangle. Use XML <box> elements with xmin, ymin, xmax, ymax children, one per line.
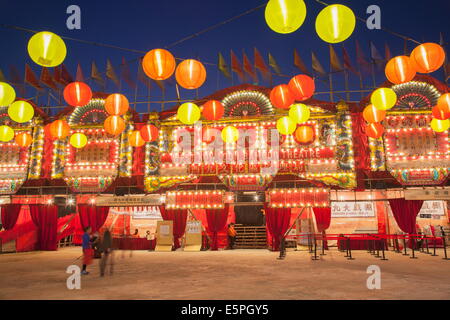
<box><xmin>165</xmin><ymin>190</ymin><xmax>224</xmax><ymax>209</ymax></box>
<box><xmin>267</xmin><ymin>188</ymin><xmax>330</xmax><ymax>208</ymax></box>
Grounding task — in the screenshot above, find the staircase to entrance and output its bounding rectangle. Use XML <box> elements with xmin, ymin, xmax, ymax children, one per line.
<box><xmin>233</xmin><ymin>224</ymin><xmax>267</xmax><ymax>249</ymax></box>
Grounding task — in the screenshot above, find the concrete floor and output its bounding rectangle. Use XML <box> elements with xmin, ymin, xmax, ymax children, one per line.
<box><xmin>0</xmin><ymin>247</ymin><xmax>449</xmax><ymax>300</ymax></box>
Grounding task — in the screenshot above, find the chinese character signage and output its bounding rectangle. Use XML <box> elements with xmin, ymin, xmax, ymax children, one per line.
<box><xmin>331</xmin><ymin>201</ymin><xmax>375</xmax><ymax>218</ymax></box>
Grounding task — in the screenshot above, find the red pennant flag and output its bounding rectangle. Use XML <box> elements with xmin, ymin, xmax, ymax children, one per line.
<box><xmin>293</xmin><ymin>49</ymin><xmax>311</xmax><ymax>76</ymax></box>
<box><xmin>25</xmin><ymin>64</ymin><xmax>43</xmax><ymax>90</ymax></box>
<box><xmin>76</xmin><ymin>63</ymin><xmax>84</xmax><ymax>82</ymax></box>
<box><xmin>40</xmin><ymin>67</ymin><xmax>58</xmax><ymax>90</ymax></box>
<box><xmin>60</xmin><ymin>64</ymin><xmax>74</xmax><ymax>85</ymax></box>
<box><xmin>230</xmin><ymin>50</ymin><xmax>244</xmax><ymax>82</ymax></box>
<box><xmin>342</xmin><ymin>46</ymin><xmax>357</xmax><ymax>74</ymax></box>
<box><xmin>254</xmin><ymin>48</ymin><xmax>270</xmax><ymax>80</ymax></box>
<box><xmin>121</xmin><ymin>57</ymin><xmax>137</xmax><ymax>89</ymax></box>
<box><xmin>243</xmin><ymin>52</ymin><xmax>257</xmax><ymax>83</ymax></box>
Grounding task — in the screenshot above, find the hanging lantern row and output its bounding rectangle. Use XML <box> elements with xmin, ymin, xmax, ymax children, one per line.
<box><xmin>385</xmin><ymin>43</ymin><xmax>446</xmax><ymax>85</ymax></box>
<box><xmin>270</xmin><ymin>74</ymin><xmax>315</xmax><ymax>110</ymax></box>
<box><xmin>265</xmin><ymin>1</ymin><xmax>356</xmax><ymax>44</ymax></box>
<box><xmin>142</xmin><ymin>48</ymin><xmax>206</xmax><ymax>90</ymax></box>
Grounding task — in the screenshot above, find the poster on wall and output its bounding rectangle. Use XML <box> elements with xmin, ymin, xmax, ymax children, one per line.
<box><xmin>132</xmin><ymin>206</ymin><xmax>163</xmax><ymax>219</ymax></box>
<box><xmin>418</xmin><ymin>201</ymin><xmax>446</xmax><ymax>216</ymax></box>
<box><xmin>331</xmin><ymin>201</ymin><xmax>375</xmax><ymax>218</ymax></box>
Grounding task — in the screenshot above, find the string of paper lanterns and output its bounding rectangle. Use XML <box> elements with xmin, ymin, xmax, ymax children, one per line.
<box><xmin>64</xmin><ymin>82</ymin><xmax>92</xmax><ymax>107</ymax></box>
<box><xmin>27</xmin><ymin>31</ymin><xmax>67</xmax><ymax>67</ymax></box>
<box><xmin>265</xmin><ymin>0</ymin><xmax>307</xmax><ymax>34</ymax></box>
<box><xmin>8</xmin><ymin>101</ymin><xmax>34</xmax><ymax>123</ymax></box>
<box><xmin>0</xmin><ymin>82</ymin><xmax>16</xmax><ymax>107</ymax></box>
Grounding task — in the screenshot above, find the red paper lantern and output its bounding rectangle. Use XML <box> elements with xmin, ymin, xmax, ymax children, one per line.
<box><xmin>202</xmin><ymin>100</ymin><xmax>224</xmax><ymax>121</ymax></box>
<box><xmin>288</xmin><ymin>75</ymin><xmax>315</xmax><ymax>101</ymax></box>
<box><xmin>142</xmin><ymin>48</ymin><xmax>176</xmax><ymax>81</ymax></box>
<box><xmin>410</xmin><ymin>43</ymin><xmax>446</xmax><ymax>74</ymax></box>
<box><xmin>365</xmin><ymin>123</ymin><xmax>384</xmax><ymax>139</ymax></box>
<box><xmin>49</xmin><ymin>120</ymin><xmax>70</xmax><ymax>139</ymax></box>
<box><xmin>437</xmin><ymin>93</ymin><xmax>450</xmax><ymax>114</ymax></box>
<box><xmin>104</xmin><ymin>115</ymin><xmax>125</xmax><ymax>136</ymax></box>
<box><xmin>63</xmin><ymin>82</ymin><xmax>92</xmax><ymax>107</ymax></box>
<box><xmin>385</xmin><ymin>56</ymin><xmax>416</xmax><ymax>84</ymax></box>
<box><xmin>363</xmin><ymin>104</ymin><xmax>386</xmax><ymax>123</ymax></box>
<box><xmin>15</xmin><ymin>132</ymin><xmax>33</xmax><ymax>147</ymax></box>
<box><xmin>129</xmin><ymin>130</ymin><xmax>145</xmax><ymax>147</ymax></box>
<box><xmin>139</xmin><ymin>124</ymin><xmax>159</xmax><ymax>142</ymax></box>
<box><xmin>202</xmin><ymin>126</ymin><xmax>217</xmax><ymax>144</ymax></box>
<box><xmin>294</xmin><ymin>126</ymin><xmax>315</xmax><ymax>144</ymax></box>
<box><xmin>270</xmin><ymin>84</ymin><xmax>295</xmax><ymax>109</ymax></box>
<box><xmin>175</xmin><ymin>59</ymin><xmax>206</xmax><ymax>90</ymax></box>
<box><xmin>105</xmin><ymin>93</ymin><xmax>129</xmax><ymax>116</ymax></box>
<box><xmin>432</xmin><ymin>105</ymin><xmax>450</xmax><ymax>120</ymax></box>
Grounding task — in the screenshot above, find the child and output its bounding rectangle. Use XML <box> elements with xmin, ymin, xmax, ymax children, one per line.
<box><xmin>81</xmin><ymin>226</ymin><xmax>93</xmax><ymax>275</ymax></box>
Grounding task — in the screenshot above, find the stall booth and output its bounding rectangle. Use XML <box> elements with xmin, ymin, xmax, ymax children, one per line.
<box><xmin>0</xmin><ymin>77</ymin><xmax>449</xmax><ymax>253</ymax></box>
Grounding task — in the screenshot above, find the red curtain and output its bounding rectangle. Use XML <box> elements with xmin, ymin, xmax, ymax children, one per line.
<box><xmin>205</xmin><ymin>205</ymin><xmax>229</xmax><ymax>250</ymax></box>
<box><xmin>1</xmin><ymin>204</ymin><xmax>22</xmax><ymax>230</ymax></box>
<box><xmin>388</xmin><ymin>198</ymin><xmax>424</xmax><ymax>234</ymax></box>
<box><xmin>160</xmin><ymin>206</ymin><xmax>188</xmax><ymax>250</ymax></box>
<box><xmin>264</xmin><ymin>205</ymin><xmax>291</xmax><ymax>251</ymax></box>
<box><xmin>29</xmin><ymin>204</ymin><xmax>58</xmax><ymax>251</ymax></box>
<box><xmin>313</xmin><ymin>207</ymin><xmax>331</xmax><ymax>232</ymax></box>
<box><xmin>77</xmin><ymin>205</ymin><xmax>110</xmax><ymax>233</ymax></box>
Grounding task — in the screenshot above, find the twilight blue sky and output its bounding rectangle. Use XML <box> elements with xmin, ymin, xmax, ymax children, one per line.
<box><xmin>0</xmin><ymin>0</ymin><xmax>448</xmax><ymax>115</ymax></box>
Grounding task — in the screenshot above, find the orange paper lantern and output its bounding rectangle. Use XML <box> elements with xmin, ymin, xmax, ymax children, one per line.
<box><xmin>270</xmin><ymin>84</ymin><xmax>295</xmax><ymax>109</ymax></box>
<box><xmin>432</xmin><ymin>105</ymin><xmax>450</xmax><ymax>120</ymax></box>
<box><xmin>104</xmin><ymin>115</ymin><xmax>125</xmax><ymax>136</ymax></box>
<box><xmin>385</xmin><ymin>56</ymin><xmax>416</xmax><ymax>84</ymax></box>
<box><xmin>129</xmin><ymin>130</ymin><xmax>145</xmax><ymax>147</ymax></box>
<box><xmin>437</xmin><ymin>93</ymin><xmax>450</xmax><ymax>114</ymax></box>
<box><xmin>142</xmin><ymin>48</ymin><xmax>176</xmax><ymax>81</ymax></box>
<box><xmin>365</xmin><ymin>123</ymin><xmax>384</xmax><ymax>139</ymax></box>
<box><xmin>140</xmin><ymin>124</ymin><xmax>159</xmax><ymax>142</ymax></box>
<box><xmin>63</xmin><ymin>82</ymin><xmax>92</xmax><ymax>107</ymax></box>
<box><xmin>288</xmin><ymin>75</ymin><xmax>315</xmax><ymax>101</ymax></box>
<box><xmin>15</xmin><ymin>132</ymin><xmax>33</xmax><ymax>147</ymax></box>
<box><xmin>49</xmin><ymin>120</ymin><xmax>70</xmax><ymax>140</ymax></box>
<box><xmin>294</xmin><ymin>126</ymin><xmax>315</xmax><ymax>144</ymax></box>
<box><xmin>175</xmin><ymin>59</ymin><xmax>206</xmax><ymax>90</ymax></box>
<box><xmin>202</xmin><ymin>100</ymin><xmax>224</xmax><ymax>121</ymax></box>
<box><xmin>105</xmin><ymin>94</ymin><xmax>129</xmax><ymax>116</ymax></box>
<box><xmin>410</xmin><ymin>43</ymin><xmax>446</xmax><ymax>74</ymax></box>
<box><xmin>363</xmin><ymin>104</ymin><xmax>386</xmax><ymax>123</ymax></box>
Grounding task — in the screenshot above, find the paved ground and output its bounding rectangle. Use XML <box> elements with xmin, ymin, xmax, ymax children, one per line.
<box><xmin>0</xmin><ymin>247</ymin><xmax>449</xmax><ymax>300</ymax></box>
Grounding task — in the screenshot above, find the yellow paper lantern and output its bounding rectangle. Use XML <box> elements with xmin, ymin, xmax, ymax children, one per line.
<box><xmin>8</xmin><ymin>101</ymin><xmax>34</xmax><ymax>123</ymax></box>
<box><xmin>315</xmin><ymin>4</ymin><xmax>356</xmax><ymax>43</ymax></box>
<box><xmin>289</xmin><ymin>103</ymin><xmax>310</xmax><ymax>123</ymax></box>
<box><xmin>0</xmin><ymin>126</ymin><xmax>14</xmax><ymax>142</ymax></box>
<box><xmin>265</xmin><ymin>0</ymin><xmax>307</xmax><ymax>34</ymax></box>
<box><xmin>27</xmin><ymin>31</ymin><xmax>67</xmax><ymax>67</ymax></box>
<box><xmin>276</xmin><ymin>116</ymin><xmax>296</xmax><ymax>135</ymax></box>
<box><xmin>177</xmin><ymin>102</ymin><xmax>201</xmax><ymax>125</ymax></box>
<box><xmin>370</xmin><ymin>88</ymin><xmax>397</xmax><ymax>111</ymax></box>
<box><xmin>70</xmin><ymin>133</ymin><xmax>88</xmax><ymax>148</ymax></box>
<box><xmin>221</xmin><ymin>126</ymin><xmax>239</xmax><ymax>143</ymax></box>
<box><xmin>430</xmin><ymin>118</ymin><xmax>449</xmax><ymax>133</ymax></box>
<box><xmin>0</xmin><ymin>82</ymin><xmax>16</xmax><ymax>107</ymax></box>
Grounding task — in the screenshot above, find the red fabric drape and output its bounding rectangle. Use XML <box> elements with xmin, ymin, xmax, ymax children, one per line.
<box><xmin>205</xmin><ymin>204</ymin><xmax>229</xmax><ymax>250</ymax></box>
<box><xmin>313</xmin><ymin>207</ymin><xmax>331</xmax><ymax>232</ymax></box>
<box><xmin>29</xmin><ymin>204</ymin><xmax>58</xmax><ymax>251</ymax></box>
<box><xmin>264</xmin><ymin>205</ymin><xmax>291</xmax><ymax>251</ymax></box>
<box><xmin>1</xmin><ymin>204</ymin><xmax>22</xmax><ymax>230</ymax></box>
<box><xmin>159</xmin><ymin>206</ymin><xmax>188</xmax><ymax>250</ymax></box>
<box><xmin>77</xmin><ymin>205</ymin><xmax>110</xmax><ymax>233</ymax></box>
<box><xmin>388</xmin><ymin>198</ymin><xmax>424</xmax><ymax>234</ymax></box>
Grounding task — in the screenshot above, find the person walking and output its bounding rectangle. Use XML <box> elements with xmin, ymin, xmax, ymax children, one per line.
<box><xmin>100</xmin><ymin>229</ymin><xmax>113</xmax><ymax>277</ymax></box>
<box><xmin>81</xmin><ymin>226</ymin><xmax>93</xmax><ymax>275</ymax></box>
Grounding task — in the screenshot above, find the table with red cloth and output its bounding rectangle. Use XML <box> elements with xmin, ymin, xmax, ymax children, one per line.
<box><xmin>112</xmin><ymin>237</ymin><xmax>156</xmax><ymax>250</ymax></box>
<box><xmin>338</xmin><ymin>236</ymin><xmax>388</xmax><ymax>251</ymax></box>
